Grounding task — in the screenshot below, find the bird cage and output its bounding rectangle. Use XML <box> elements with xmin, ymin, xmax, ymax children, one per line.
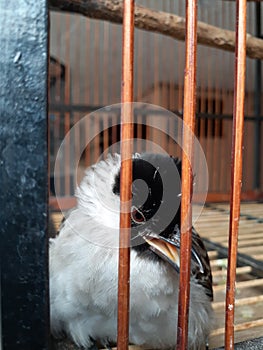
<box><xmin>1</xmin><ymin>0</ymin><xmax>263</xmax><ymax>349</ymax></box>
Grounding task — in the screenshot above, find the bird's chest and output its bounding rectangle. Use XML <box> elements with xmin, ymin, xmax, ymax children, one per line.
<box><xmin>84</xmin><ymin>255</ymin><xmax>178</xmax><ymax>314</ymax></box>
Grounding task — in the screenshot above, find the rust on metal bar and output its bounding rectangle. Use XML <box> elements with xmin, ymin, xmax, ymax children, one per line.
<box><xmin>225</xmin><ymin>0</ymin><xmax>247</xmax><ymax>349</ymax></box>
<box><xmin>117</xmin><ymin>1</ymin><xmax>135</xmax><ymax>350</ymax></box>
<box><xmin>176</xmin><ymin>0</ymin><xmax>198</xmax><ymax>349</ymax></box>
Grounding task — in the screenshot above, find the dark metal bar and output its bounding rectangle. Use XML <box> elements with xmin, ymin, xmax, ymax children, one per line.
<box><xmin>254</xmin><ymin>2</ymin><xmax>262</xmax><ymax>189</ymax></box>
<box><xmin>117</xmin><ymin>1</ymin><xmax>135</xmax><ymax>350</ymax></box>
<box><xmin>0</xmin><ymin>1</ymin><xmax>50</xmax><ymax>349</ymax></box>
<box><xmin>176</xmin><ymin>0</ymin><xmax>198</xmax><ymax>349</ymax></box>
<box><xmin>225</xmin><ymin>1</ymin><xmax>247</xmax><ymax>348</ymax></box>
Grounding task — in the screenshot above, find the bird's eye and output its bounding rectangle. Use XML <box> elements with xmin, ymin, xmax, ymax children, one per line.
<box><xmin>131</xmin><ymin>206</ymin><xmax>146</xmax><ymax>224</ymax></box>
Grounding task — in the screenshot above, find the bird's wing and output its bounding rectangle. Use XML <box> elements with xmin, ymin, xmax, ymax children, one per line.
<box><xmin>165</xmin><ymin>226</ymin><xmax>213</xmax><ymax>301</ymax></box>
<box><xmin>191</xmin><ymin>227</ymin><xmax>213</xmax><ymax>301</ymax></box>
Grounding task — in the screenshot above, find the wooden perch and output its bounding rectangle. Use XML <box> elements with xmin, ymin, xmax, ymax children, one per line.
<box><xmin>49</xmin><ymin>0</ymin><xmax>263</xmax><ymax>60</ymax></box>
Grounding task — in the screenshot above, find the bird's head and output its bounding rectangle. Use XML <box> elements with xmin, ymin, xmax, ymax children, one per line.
<box><xmin>113</xmin><ymin>153</ymin><xmax>182</xmax><ymax>269</ymax></box>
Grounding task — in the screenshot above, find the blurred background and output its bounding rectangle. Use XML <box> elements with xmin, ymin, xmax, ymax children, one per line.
<box><xmin>48</xmin><ymin>0</ymin><xmax>263</xmax><ymax>202</ymax></box>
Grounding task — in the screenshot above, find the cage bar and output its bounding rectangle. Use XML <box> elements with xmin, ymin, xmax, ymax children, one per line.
<box><xmin>117</xmin><ymin>1</ymin><xmax>135</xmax><ymax>350</ymax></box>
<box><xmin>176</xmin><ymin>0</ymin><xmax>198</xmax><ymax>349</ymax></box>
<box><xmin>254</xmin><ymin>2</ymin><xmax>262</xmax><ymax>190</ymax></box>
<box><xmin>0</xmin><ymin>1</ymin><xmax>50</xmax><ymax>348</ymax></box>
<box><xmin>225</xmin><ymin>0</ymin><xmax>247</xmax><ymax>349</ymax></box>
<box><xmin>63</xmin><ymin>15</ymin><xmax>71</xmax><ymax>196</ymax></box>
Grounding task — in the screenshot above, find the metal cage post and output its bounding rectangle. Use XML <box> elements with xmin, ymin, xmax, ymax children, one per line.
<box><xmin>0</xmin><ymin>1</ymin><xmax>50</xmax><ymax>349</ymax></box>
<box><xmin>225</xmin><ymin>0</ymin><xmax>247</xmax><ymax>349</ymax></box>
<box><xmin>117</xmin><ymin>1</ymin><xmax>135</xmax><ymax>350</ymax></box>
<box><xmin>176</xmin><ymin>0</ymin><xmax>198</xmax><ymax>349</ymax></box>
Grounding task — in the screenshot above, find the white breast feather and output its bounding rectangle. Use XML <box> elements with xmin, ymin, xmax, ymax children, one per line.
<box><xmin>50</xmin><ymin>154</ymin><xmax>213</xmax><ymax>350</ymax></box>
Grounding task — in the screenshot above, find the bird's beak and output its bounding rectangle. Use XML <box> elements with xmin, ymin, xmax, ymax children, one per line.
<box><xmin>143</xmin><ymin>234</ymin><xmax>180</xmax><ymax>272</ymax></box>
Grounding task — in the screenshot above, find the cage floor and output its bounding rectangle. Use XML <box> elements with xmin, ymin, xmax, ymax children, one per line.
<box><xmin>50</xmin><ymin>202</ymin><xmax>263</xmax><ymax>349</ymax></box>
<box><xmin>195</xmin><ymin>202</ymin><xmax>263</xmax><ymax>348</ymax></box>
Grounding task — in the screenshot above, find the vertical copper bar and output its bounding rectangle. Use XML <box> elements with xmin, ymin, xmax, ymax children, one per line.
<box><xmin>64</xmin><ymin>15</ymin><xmax>71</xmax><ymax>195</ymax></box>
<box><xmin>225</xmin><ymin>1</ymin><xmax>247</xmax><ymax>349</ymax></box>
<box><xmin>137</xmin><ymin>22</ymin><xmax>143</xmax><ymax>101</ymax></box>
<box><xmin>74</xmin><ymin>17</ymin><xmax>81</xmax><ymax>188</ymax></box>
<box><xmin>103</xmin><ymin>22</ymin><xmax>110</xmax><ymax>158</ymax></box>
<box><xmin>168</xmin><ymin>1</ymin><xmax>176</xmax><ymax>112</ymax></box>
<box><xmin>111</xmin><ymin>23</ymin><xmax>119</xmax><ymax>105</ymax></box>
<box><xmin>93</xmin><ymin>115</ymin><xmax>100</xmax><ymax>162</ymax></box>
<box><xmin>103</xmin><ymin>21</ymin><xmax>110</xmax><ymax>105</ymax></box>
<box><xmin>136</xmin><ymin>114</ymin><xmax>143</xmax><ymax>154</ymax></box>
<box><xmin>94</xmin><ymin>21</ymin><xmax>100</xmax><ymax>106</ymax></box>
<box><xmin>111</xmin><ymin>113</ymin><xmax>118</xmax><ymax>153</ymax></box>
<box><xmin>103</xmin><ymin>112</ymin><xmax>109</xmax><ymax>157</ymax></box>
<box><xmin>178</xmin><ymin>1</ymin><xmax>184</xmax><ymax>114</ymax></box>
<box><xmin>219</xmin><ymin>0</ymin><xmax>227</xmax><ymax>193</ymax></box>
<box><xmin>85</xmin><ymin>18</ymin><xmax>91</xmax><ymax>168</ymax></box>
<box><xmin>53</xmin><ymin>14</ymin><xmax>62</xmax><ymax>195</ymax></box>
<box><xmin>176</xmin><ymin>0</ymin><xmax>198</xmax><ymax>349</ymax></box>
<box><xmin>117</xmin><ymin>1</ymin><xmax>134</xmax><ymax>350</ymax></box>
<box><xmin>153</xmin><ymin>33</ymin><xmax>160</xmax><ymax>106</ymax></box>
<box><xmin>93</xmin><ymin>9</ymin><xmax>100</xmax><ymax>166</ymax></box>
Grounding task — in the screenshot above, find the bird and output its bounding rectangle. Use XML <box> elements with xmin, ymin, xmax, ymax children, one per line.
<box><xmin>49</xmin><ymin>152</ymin><xmax>213</xmax><ymax>350</ymax></box>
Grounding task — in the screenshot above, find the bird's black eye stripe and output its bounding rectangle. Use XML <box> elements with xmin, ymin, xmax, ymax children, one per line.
<box><xmin>131</xmin><ymin>206</ymin><xmax>146</xmax><ymax>224</ymax></box>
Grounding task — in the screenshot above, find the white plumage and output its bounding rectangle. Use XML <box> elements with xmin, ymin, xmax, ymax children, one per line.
<box><xmin>50</xmin><ymin>153</ymin><xmax>213</xmax><ymax>350</ymax></box>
